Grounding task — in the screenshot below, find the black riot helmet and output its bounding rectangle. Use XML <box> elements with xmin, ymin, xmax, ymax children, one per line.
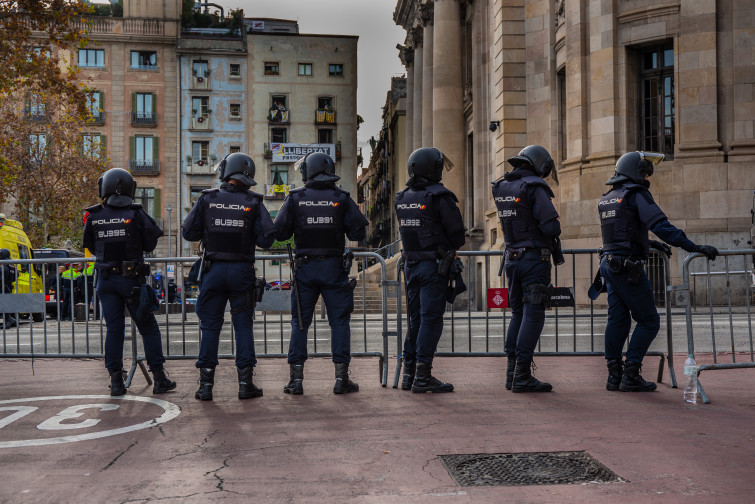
<box><xmin>406</xmin><ymin>147</ymin><xmax>448</xmax><ymax>186</ymax></box>
<box><xmin>606</xmin><ymin>151</ymin><xmax>665</xmax><ymax>185</ymax></box>
<box><xmin>507</xmin><ymin>145</ymin><xmax>557</xmax><ymax>184</ymax></box>
<box><xmin>299</xmin><ymin>152</ymin><xmax>339</xmax><ymax>183</ymax></box>
<box><xmin>217</xmin><ymin>152</ymin><xmax>257</xmax><ymax>187</ymax></box>
<box><xmin>98</xmin><ymin>168</ymin><xmax>136</xmax><ymax>208</ymax></box>
<box><xmin>0</xmin><ymin>249</ymin><xmax>9</xmax><ymax>260</ymax></box>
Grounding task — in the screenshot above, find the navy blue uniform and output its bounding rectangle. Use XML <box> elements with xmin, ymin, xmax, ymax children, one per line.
<box><xmin>493</xmin><ymin>171</ymin><xmax>560</xmax><ymax>362</ymax></box>
<box><xmin>599</xmin><ymin>183</ymin><xmax>695</xmax><ymax>363</ymax></box>
<box><xmin>82</xmin><ymin>203</ymin><xmax>165</xmax><ymax>373</ymax></box>
<box><xmin>182</xmin><ymin>183</ymin><xmax>276</xmax><ymax>369</ymax></box>
<box><xmin>274</xmin><ymin>180</ymin><xmax>367</xmax><ymax>365</ymax></box>
<box><xmin>396</xmin><ymin>182</ymin><xmax>465</xmax><ymax>364</ymax></box>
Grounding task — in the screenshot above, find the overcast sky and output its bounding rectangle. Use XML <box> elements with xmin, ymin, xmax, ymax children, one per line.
<box><xmin>220</xmin><ymin>0</ymin><xmax>407</xmax><ymax>157</ymax></box>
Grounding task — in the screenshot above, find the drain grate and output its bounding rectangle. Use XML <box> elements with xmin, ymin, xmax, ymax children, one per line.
<box><xmin>439</xmin><ymin>451</ymin><xmax>624</xmax><ymax>487</ymax></box>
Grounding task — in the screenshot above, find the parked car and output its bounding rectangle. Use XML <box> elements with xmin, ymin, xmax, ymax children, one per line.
<box><xmin>265</xmin><ymin>279</ymin><xmax>291</xmax><ymax>290</ymax></box>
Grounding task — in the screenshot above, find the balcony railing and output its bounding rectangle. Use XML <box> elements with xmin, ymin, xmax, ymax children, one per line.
<box><xmin>268</xmin><ymin>108</ymin><xmax>290</xmax><ymax>124</ymax></box>
<box><xmin>24</xmin><ymin>108</ymin><xmax>47</xmax><ymax>122</ymax></box>
<box><xmin>265</xmin><ymin>183</ymin><xmax>295</xmax><ymax>199</ymax></box>
<box><xmin>191</xmin><ymin>74</ymin><xmax>211</xmax><ymax>90</ymax></box>
<box><xmin>89</xmin><ymin>111</ymin><xmax>105</xmax><ymax>125</ymax></box>
<box><xmin>315</xmin><ymin>109</ymin><xmax>336</xmax><ymax>124</ymax></box>
<box><xmin>129</xmin><ymin>159</ymin><xmax>160</xmax><ymax>176</ymax></box>
<box><xmin>131</xmin><ymin>112</ymin><xmax>157</xmax><ymax>127</ymax></box>
<box><xmin>187</xmin><ymin>158</ymin><xmax>213</xmax><ymax>174</ymax></box>
<box><xmin>191</xmin><ymin>115</ymin><xmax>211</xmax><ymax>130</ymax></box>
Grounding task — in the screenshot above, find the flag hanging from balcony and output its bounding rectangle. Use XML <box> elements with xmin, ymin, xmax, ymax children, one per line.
<box><xmin>271</xmin><ymin>143</ymin><xmax>336</xmax><ymax>163</ymax></box>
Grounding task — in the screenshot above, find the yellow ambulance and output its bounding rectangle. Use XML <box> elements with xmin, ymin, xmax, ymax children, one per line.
<box><xmin>0</xmin><ymin>214</ymin><xmax>44</xmax><ymax>321</ymax></box>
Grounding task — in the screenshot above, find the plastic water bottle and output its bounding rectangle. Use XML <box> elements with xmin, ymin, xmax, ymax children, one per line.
<box><xmin>683</xmin><ymin>355</ymin><xmax>699</xmax><ymax>404</ymax></box>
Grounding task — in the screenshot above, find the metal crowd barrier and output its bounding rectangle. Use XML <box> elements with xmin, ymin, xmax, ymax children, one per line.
<box><xmin>677</xmin><ymin>249</ymin><xmax>755</xmax><ymax>403</ymax></box>
<box><xmin>0</xmin><ymin>252</ymin><xmax>390</xmax><ymax>387</ymax></box>
<box><xmin>392</xmin><ymin>248</ymin><xmax>676</xmax><ymax>389</ymax></box>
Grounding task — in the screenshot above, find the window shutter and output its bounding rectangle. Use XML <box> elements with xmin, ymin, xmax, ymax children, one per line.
<box><xmin>151</xmin><ymin>93</ymin><xmax>156</xmax><ymax>115</ymax></box>
<box><xmin>100</xmin><ymin>134</ymin><xmax>107</xmax><ymax>158</ymax></box>
<box><xmin>153</xmin><ymin>188</ymin><xmax>161</xmax><ymax>221</ymax></box>
<box><xmin>131</xmin><ymin>92</ymin><xmax>136</xmax><ymax>112</ymax></box>
<box><xmin>152</xmin><ymin>136</ymin><xmax>159</xmax><ymax>160</ymax></box>
<box><xmin>129</xmin><ymin>136</ymin><xmax>136</xmax><ymax>160</ymax></box>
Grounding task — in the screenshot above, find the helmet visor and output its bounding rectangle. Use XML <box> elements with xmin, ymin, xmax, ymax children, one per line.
<box><xmin>440</xmin><ymin>152</ymin><xmax>454</xmax><ymax>172</ymax></box>
<box><xmin>639</xmin><ymin>151</ymin><xmax>665</xmax><ymax>165</ymax></box>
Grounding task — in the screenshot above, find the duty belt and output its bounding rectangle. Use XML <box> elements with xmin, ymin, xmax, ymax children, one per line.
<box><xmin>100</xmin><ymin>261</ymin><xmax>150</xmax><ymax>279</ymax></box>
<box><xmin>505</xmin><ymin>247</ymin><xmax>551</xmax><ymax>262</ymax></box>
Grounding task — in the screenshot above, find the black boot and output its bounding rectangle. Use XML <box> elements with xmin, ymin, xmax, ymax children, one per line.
<box><xmin>195</xmin><ymin>367</ymin><xmax>215</xmax><ymax>401</ymax></box>
<box><xmin>620</xmin><ymin>360</ymin><xmax>656</xmax><ymax>392</ymax></box>
<box><xmin>151</xmin><ymin>367</ymin><xmax>176</xmax><ymax>394</ymax></box>
<box><xmin>512</xmin><ymin>360</ymin><xmax>552</xmax><ymax>393</ymax></box>
<box><xmin>333</xmin><ymin>362</ymin><xmax>359</xmax><ymax>394</ymax></box>
<box><xmin>109</xmin><ymin>369</ymin><xmax>126</xmax><ymax>397</ymax></box>
<box><xmin>401</xmin><ymin>360</ymin><xmax>416</xmax><ymax>391</ymax></box>
<box><xmin>411</xmin><ymin>362</ymin><xmax>454</xmax><ymax>393</ymax></box>
<box><xmin>238</xmin><ymin>366</ymin><xmax>263</xmax><ymax>399</ymax></box>
<box><xmin>283</xmin><ymin>363</ymin><xmax>304</xmax><ymax>395</ymax></box>
<box><xmin>505</xmin><ymin>356</ymin><xmax>516</xmax><ymax>391</ymax></box>
<box><xmin>606</xmin><ymin>359</ymin><xmax>623</xmax><ymax>391</ymax></box>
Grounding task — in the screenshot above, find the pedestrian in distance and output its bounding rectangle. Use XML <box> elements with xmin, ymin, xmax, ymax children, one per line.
<box><xmin>396</xmin><ymin>147</ymin><xmax>465</xmax><ymax>393</ymax></box>
<box><xmin>492</xmin><ymin>145</ymin><xmax>561</xmax><ymax>393</ymax></box>
<box><xmin>596</xmin><ymin>151</ymin><xmax>719</xmax><ymax>392</ymax></box>
<box><xmin>182</xmin><ymin>153</ymin><xmax>276</xmax><ymax>401</ymax></box>
<box><xmin>82</xmin><ymin>168</ymin><xmax>176</xmax><ymax>397</ymax></box>
<box><xmin>273</xmin><ymin>152</ymin><xmax>367</xmax><ymax>395</ymax></box>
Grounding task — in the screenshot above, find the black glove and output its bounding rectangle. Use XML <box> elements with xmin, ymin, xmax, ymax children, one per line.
<box><xmin>649</xmin><ymin>240</ymin><xmax>671</xmax><ymax>257</ymax></box>
<box><xmin>693</xmin><ymin>244</ymin><xmax>719</xmax><ymax>261</ymax></box>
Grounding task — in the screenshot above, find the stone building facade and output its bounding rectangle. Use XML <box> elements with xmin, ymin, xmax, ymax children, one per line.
<box><xmin>359</xmin><ymin>77</ymin><xmax>407</xmax><ymax>250</ymax></box>
<box><xmin>71</xmin><ymin>0</ymin><xmax>181</xmax><ymax>257</ymax></box>
<box><xmin>394</xmin><ymin>0</ymin><xmax>755</xmax><ymax>305</ymax></box>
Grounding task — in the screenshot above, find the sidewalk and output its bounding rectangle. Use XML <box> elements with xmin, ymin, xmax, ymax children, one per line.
<box><xmin>0</xmin><ymin>355</ymin><xmax>752</xmax><ymax>503</ymax></box>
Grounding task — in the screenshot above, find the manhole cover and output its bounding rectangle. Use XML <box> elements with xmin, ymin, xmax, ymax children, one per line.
<box><xmin>439</xmin><ymin>451</ymin><xmax>624</xmax><ymax>487</ymax></box>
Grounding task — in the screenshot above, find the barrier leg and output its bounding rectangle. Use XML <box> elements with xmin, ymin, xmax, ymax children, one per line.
<box><xmin>125</xmin><ymin>318</ymin><xmax>152</xmax><ymax>388</ymax></box>
<box><xmin>696</xmin><ymin>374</ymin><xmax>711</xmax><ymax>404</ymax></box>
<box><xmin>393</xmin><ymin>355</ymin><xmax>403</xmax><ymax>389</ymax></box>
<box><xmin>656</xmin><ymin>354</ymin><xmax>665</xmax><ymax>384</ymax></box>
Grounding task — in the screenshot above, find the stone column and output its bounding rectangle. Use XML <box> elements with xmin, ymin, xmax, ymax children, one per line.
<box><xmin>432</xmin><ymin>0</ymin><xmax>465</xmax><ymax>200</ymax></box>
<box><xmin>400</xmin><ymin>45</ymin><xmax>415</xmax><ymax>164</ymax></box>
<box><xmin>421</xmin><ymin>4</ymin><xmax>434</xmax><ymax>147</ymax></box>
<box><xmin>412</xmin><ymin>28</ymin><xmax>424</xmax><ymax>152</ymax></box>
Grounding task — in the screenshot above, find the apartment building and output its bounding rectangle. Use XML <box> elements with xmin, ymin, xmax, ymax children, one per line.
<box><xmin>74</xmin><ymin>0</ymin><xmax>181</xmax><ymax>257</ymax></box>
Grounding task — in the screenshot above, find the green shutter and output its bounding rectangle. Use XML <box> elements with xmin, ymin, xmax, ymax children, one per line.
<box><xmin>153</xmin><ymin>188</ymin><xmax>161</xmax><ymax>220</ymax></box>
<box><xmin>152</xmin><ymin>136</ymin><xmax>159</xmax><ymax>160</ymax></box>
<box><xmin>131</xmin><ymin>92</ymin><xmax>136</xmax><ymax>112</ymax></box>
<box><xmin>100</xmin><ymin>134</ymin><xmax>107</xmax><ymax>158</ymax></box>
<box><xmin>129</xmin><ymin>136</ymin><xmax>136</xmax><ymax>161</ymax></box>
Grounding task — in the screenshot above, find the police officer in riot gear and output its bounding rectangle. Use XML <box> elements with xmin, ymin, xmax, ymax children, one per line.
<box><xmin>83</xmin><ymin>168</ymin><xmax>176</xmax><ymax>396</ymax></box>
<box><xmin>274</xmin><ymin>152</ymin><xmax>367</xmax><ymax>395</ymax></box>
<box><xmin>182</xmin><ymin>153</ymin><xmax>276</xmax><ymax>401</ymax></box>
<box><xmin>396</xmin><ymin>147</ymin><xmax>465</xmax><ymax>393</ymax></box>
<box><xmin>492</xmin><ymin>145</ymin><xmax>560</xmax><ymax>393</ymax></box>
<box><xmin>598</xmin><ymin>151</ymin><xmax>718</xmax><ymax>392</ymax></box>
